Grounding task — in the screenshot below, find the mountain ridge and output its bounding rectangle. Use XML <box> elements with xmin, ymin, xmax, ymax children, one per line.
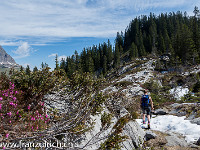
<box><xmin>0</xmin><ymin>45</ymin><xmax>20</xmax><ymax>68</ymax></box>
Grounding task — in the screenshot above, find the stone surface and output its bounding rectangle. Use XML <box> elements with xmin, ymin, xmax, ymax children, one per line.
<box><xmin>165</xmin><ymin>133</ymin><xmax>188</xmax><ymax>147</ymax></box>
<box><xmin>154</xmin><ymin>109</ymin><xmax>168</xmax><ymax>115</ymax></box>
<box><xmin>191</xmin><ymin>117</ymin><xmax>200</xmax><ymax>125</ymax></box>
<box><xmin>197</xmin><ymin>137</ymin><xmax>200</xmax><ymax>145</ymax></box>
<box><xmin>121</xmin><ymin>120</ymin><xmax>145</xmax><ymax>150</ymax></box>
<box><xmin>145</xmin><ymin>131</ymin><xmax>157</xmax><ymax>141</ymax></box>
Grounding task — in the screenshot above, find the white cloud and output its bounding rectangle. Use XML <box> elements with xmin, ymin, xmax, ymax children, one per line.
<box><xmin>48</xmin><ymin>53</ymin><xmax>57</xmax><ymax>58</ymax></box>
<box><xmin>48</xmin><ymin>53</ymin><xmax>67</xmax><ymax>61</ymax></box>
<box><xmin>58</xmin><ymin>55</ymin><xmax>67</xmax><ymax>61</ymax></box>
<box><xmin>12</xmin><ymin>42</ymin><xmax>34</xmax><ymax>58</ymax></box>
<box><xmin>0</xmin><ymin>0</ymin><xmax>199</xmax><ymax>42</ymax></box>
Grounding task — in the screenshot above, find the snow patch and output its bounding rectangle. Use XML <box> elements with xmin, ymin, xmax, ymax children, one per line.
<box><xmin>169</xmin><ymin>86</ymin><xmax>189</xmax><ymax>100</ymax></box>
<box><xmin>136</xmin><ymin>115</ymin><xmax>200</xmax><ymax>144</ymax></box>
<box><xmin>150</xmin><ymin>115</ymin><xmax>200</xmax><ymax>144</ymax></box>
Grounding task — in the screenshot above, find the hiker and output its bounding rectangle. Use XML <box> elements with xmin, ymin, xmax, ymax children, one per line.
<box><xmin>140</xmin><ymin>89</ymin><xmax>154</xmax><ymax>128</ymax></box>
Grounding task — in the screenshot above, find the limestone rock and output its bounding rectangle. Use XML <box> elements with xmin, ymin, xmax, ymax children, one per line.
<box><xmin>165</xmin><ymin>133</ymin><xmax>188</xmax><ymax>147</ymax></box>
<box><xmin>121</xmin><ymin>120</ymin><xmax>145</xmax><ymax>150</ymax></box>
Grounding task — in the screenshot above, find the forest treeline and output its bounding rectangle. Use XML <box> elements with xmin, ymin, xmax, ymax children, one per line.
<box><xmin>57</xmin><ymin>7</ymin><xmax>200</xmax><ymax>77</ymax></box>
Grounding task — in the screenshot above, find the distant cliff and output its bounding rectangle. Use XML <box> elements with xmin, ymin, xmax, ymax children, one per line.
<box><xmin>0</xmin><ymin>46</ymin><xmax>19</xmax><ymax>68</ymax></box>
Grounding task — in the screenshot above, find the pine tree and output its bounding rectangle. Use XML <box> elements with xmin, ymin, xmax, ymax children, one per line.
<box><xmin>60</xmin><ymin>58</ymin><xmax>66</xmax><ymax>70</ymax></box>
<box><xmin>25</xmin><ymin>65</ymin><xmax>31</xmax><ymax>75</ymax></box>
<box><xmin>129</xmin><ymin>42</ymin><xmax>137</xmax><ymax>59</ymax></box>
<box><xmin>107</xmin><ymin>39</ymin><xmax>113</xmax><ymax>69</ymax></box>
<box><xmin>33</xmin><ymin>66</ymin><xmax>38</xmax><ymax>72</ymax></box>
<box><xmin>41</xmin><ymin>62</ymin><xmax>44</xmax><ymax>69</ymax></box>
<box><xmin>55</xmin><ymin>54</ymin><xmax>59</xmax><ymax>70</ymax></box>
<box><xmin>20</xmin><ymin>66</ymin><xmax>24</xmax><ymax>72</ymax></box>
<box><xmin>114</xmin><ymin>43</ymin><xmax>120</xmax><ymax>68</ymax></box>
<box><xmin>103</xmin><ymin>55</ymin><xmax>107</xmax><ymax>75</ymax></box>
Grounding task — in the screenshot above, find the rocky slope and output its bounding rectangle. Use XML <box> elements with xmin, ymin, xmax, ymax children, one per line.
<box><xmin>43</xmin><ymin>57</ymin><xmax>200</xmax><ymax>149</ymax></box>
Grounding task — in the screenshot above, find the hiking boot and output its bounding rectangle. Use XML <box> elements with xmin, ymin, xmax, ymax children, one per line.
<box><xmin>148</xmin><ymin>122</ymin><xmax>150</xmax><ymax>129</ymax></box>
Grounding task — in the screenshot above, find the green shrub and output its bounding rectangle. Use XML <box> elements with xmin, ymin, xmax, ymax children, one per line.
<box><xmin>101</xmin><ymin>112</ymin><xmax>113</xmax><ymax>129</ymax></box>
<box><xmin>10</xmin><ymin>68</ymin><xmax>64</xmax><ymax>109</ymax></box>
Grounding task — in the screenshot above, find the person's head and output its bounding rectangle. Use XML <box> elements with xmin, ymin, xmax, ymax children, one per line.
<box><xmin>144</xmin><ymin>89</ymin><xmax>148</xmax><ymax>95</ymax></box>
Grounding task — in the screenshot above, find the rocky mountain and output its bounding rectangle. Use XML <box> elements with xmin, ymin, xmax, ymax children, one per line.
<box><xmin>0</xmin><ymin>45</ymin><xmax>19</xmax><ymax>68</ymax></box>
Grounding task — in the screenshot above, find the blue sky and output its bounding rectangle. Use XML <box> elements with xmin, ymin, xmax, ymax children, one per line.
<box><xmin>0</xmin><ymin>0</ymin><xmax>199</xmax><ymax>70</ymax></box>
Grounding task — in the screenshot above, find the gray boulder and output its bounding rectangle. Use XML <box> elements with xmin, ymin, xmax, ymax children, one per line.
<box><xmin>121</xmin><ymin>120</ymin><xmax>145</xmax><ymax>150</ymax></box>
<box><xmin>166</xmin><ymin>133</ymin><xmax>188</xmax><ymax>147</ymax></box>
<box><xmin>197</xmin><ymin>137</ymin><xmax>200</xmax><ymax>145</ymax></box>
<box><xmin>153</xmin><ymin>109</ymin><xmax>168</xmax><ymax>115</ymax></box>
<box><xmin>145</xmin><ymin>131</ymin><xmax>157</xmax><ymax>141</ymax></box>
<box><xmin>191</xmin><ymin>117</ymin><xmax>200</xmax><ymax>125</ymax></box>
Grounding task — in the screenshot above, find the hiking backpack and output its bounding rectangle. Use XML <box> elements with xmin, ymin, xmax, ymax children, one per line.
<box><xmin>141</xmin><ymin>95</ymin><xmax>150</xmax><ymax>108</ymax></box>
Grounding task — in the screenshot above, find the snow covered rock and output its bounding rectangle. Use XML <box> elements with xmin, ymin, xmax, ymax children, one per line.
<box><xmin>145</xmin><ymin>131</ymin><xmax>157</xmax><ymax>141</ymax></box>
<box><xmin>169</xmin><ymin>86</ymin><xmax>189</xmax><ymax>100</ymax></box>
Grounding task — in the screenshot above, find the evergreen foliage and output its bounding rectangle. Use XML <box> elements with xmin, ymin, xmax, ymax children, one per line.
<box><xmin>60</xmin><ymin>7</ymin><xmax>200</xmax><ymax>77</ymax></box>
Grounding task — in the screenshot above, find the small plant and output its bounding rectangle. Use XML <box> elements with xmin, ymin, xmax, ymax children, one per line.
<box><xmin>99</xmin><ymin>115</ymin><xmax>130</xmax><ymax>150</ymax></box>
<box><xmin>101</xmin><ymin>112</ymin><xmax>113</xmax><ymax>129</ymax></box>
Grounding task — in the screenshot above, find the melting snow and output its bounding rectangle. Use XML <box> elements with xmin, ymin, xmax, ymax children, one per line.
<box><xmin>136</xmin><ymin>115</ymin><xmax>200</xmax><ymax>143</ymax></box>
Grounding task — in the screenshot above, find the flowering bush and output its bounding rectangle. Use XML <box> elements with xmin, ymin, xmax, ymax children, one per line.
<box><xmin>0</xmin><ymin>80</ymin><xmax>50</xmax><ymax>140</ymax></box>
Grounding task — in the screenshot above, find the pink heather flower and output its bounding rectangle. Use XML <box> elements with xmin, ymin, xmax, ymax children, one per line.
<box><xmin>0</xmin><ymin>97</ymin><xmax>3</xmax><ymax>101</ymax></box>
<box><xmin>9</xmin><ymin>120</ymin><xmax>11</xmax><ymax>123</ymax></box>
<box><xmin>10</xmin><ymin>101</ymin><xmax>14</xmax><ymax>106</ymax></box>
<box><xmin>5</xmin><ymin>134</ymin><xmax>9</xmax><ymax>138</ymax></box>
<box><xmin>41</xmin><ymin>117</ymin><xmax>44</xmax><ymax>120</ymax></box>
<box><xmin>3</xmin><ymin>146</ymin><xmax>5</xmax><ymax>149</ymax></box>
<box><xmin>7</xmin><ymin>112</ymin><xmax>12</xmax><ymax>116</ymax></box>
<box><xmin>19</xmin><ymin>115</ymin><xmax>21</xmax><ymax>118</ymax></box>
<box><xmin>40</xmin><ymin>101</ymin><xmax>44</xmax><ymax>106</ymax></box>
<box><xmin>45</xmin><ymin>114</ymin><xmax>48</xmax><ymax>118</ymax></box>
<box><xmin>13</xmin><ymin>97</ymin><xmax>17</xmax><ymax>101</ymax></box>
<box><xmin>15</xmin><ymin>91</ymin><xmax>18</xmax><ymax>94</ymax></box>
<box><xmin>36</xmin><ymin>126</ymin><xmax>38</xmax><ymax>130</ymax></box>
<box><xmin>16</xmin><ymin>111</ymin><xmax>19</xmax><ymax>114</ymax></box>
<box><xmin>32</xmin><ymin>126</ymin><xmax>34</xmax><ymax>129</ymax></box>
<box><xmin>14</xmin><ymin>104</ymin><xmax>17</xmax><ymax>108</ymax></box>
<box><xmin>28</xmin><ymin>105</ymin><xmax>30</xmax><ymax>110</ymax></box>
<box><xmin>31</xmin><ymin>117</ymin><xmax>35</xmax><ymax>121</ymax></box>
<box><xmin>45</xmin><ymin>121</ymin><xmax>47</xmax><ymax>124</ymax></box>
<box><xmin>0</xmin><ymin>104</ymin><xmax>2</xmax><ymax>110</ymax></box>
<box><xmin>47</xmin><ymin>119</ymin><xmax>50</xmax><ymax>121</ymax></box>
